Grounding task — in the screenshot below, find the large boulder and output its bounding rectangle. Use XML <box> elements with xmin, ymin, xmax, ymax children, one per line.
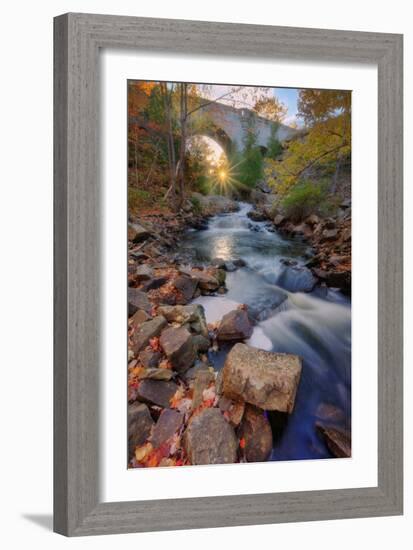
<box><xmin>150</xmin><ymin>409</ymin><xmax>184</xmax><ymax>449</ymax></box>
<box><xmin>128</xmin><ymin>287</ymin><xmax>152</xmax><ymax>315</ymax></box>
<box><xmin>238</xmin><ymin>405</ymin><xmax>273</xmax><ymax>462</ymax></box>
<box><xmin>221</xmin><ymin>343</ymin><xmax>302</xmax><ymax>413</ymax></box>
<box><xmin>128</xmin><ymin>402</ymin><xmax>154</xmax><ymax>459</ymax></box>
<box><xmin>276</xmin><ymin>266</ymin><xmax>317</xmax><ymax>293</ymax></box>
<box><xmin>217</xmin><ymin>309</ymin><xmax>253</xmax><ymax>341</ymax></box>
<box><xmin>136</xmin><ymin>379</ymin><xmax>178</xmax><ymax>409</ymax></box>
<box><xmin>158</xmin><ymin>304</ymin><xmax>208</xmax><ymax>337</ymax></box>
<box><xmin>131</xmin><ymin>316</ymin><xmax>167</xmax><ymax>355</ymax></box>
<box><xmin>128</xmin><ymin>222</ymin><xmax>150</xmax><ymax>243</ymax></box>
<box><xmin>159</xmin><ymin>326</ymin><xmax>196</xmax><ymax>373</ymax></box>
<box><xmin>183</xmin><ymin>408</ymin><xmax>238</xmax><ymax>465</ymax></box>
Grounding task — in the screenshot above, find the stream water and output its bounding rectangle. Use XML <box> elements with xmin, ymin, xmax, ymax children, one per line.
<box><xmin>180</xmin><ymin>202</ymin><xmax>351</xmax><ymax>461</ymax></box>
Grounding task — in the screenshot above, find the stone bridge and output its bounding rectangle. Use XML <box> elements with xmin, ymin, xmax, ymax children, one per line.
<box><xmin>191</xmin><ymin>100</ymin><xmax>298</xmax><ymax>154</ymax></box>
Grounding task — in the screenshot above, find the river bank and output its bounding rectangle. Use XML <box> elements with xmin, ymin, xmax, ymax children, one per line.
<box><xmin>128</xmin><ymin>196</ymin><xmax>351</xmax><ymax>468</ymax></box>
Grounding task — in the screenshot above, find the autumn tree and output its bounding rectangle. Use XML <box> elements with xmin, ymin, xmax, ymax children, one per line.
<box><xmin>265</xmin><ymin>89</ymin><xmax>351</xmax><ymax>195</ymax></box>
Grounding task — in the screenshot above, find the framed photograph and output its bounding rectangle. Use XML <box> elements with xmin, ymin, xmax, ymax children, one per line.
<box><xmin>54</xmin><ymin>13</ymin><xmax>403</xmax><ymax>536</ymax></box>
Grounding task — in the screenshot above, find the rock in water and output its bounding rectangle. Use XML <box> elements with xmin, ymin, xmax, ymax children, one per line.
<box><xmin>128</xmin><ymin>403</ymin><xmax>154</xmax><ymax>460</ymax></box>
<box><xmin>316</xmin><ymin>424</ymin><xmax>351</xmax><ymax>458</ymax></box>
<box><xmin>150</xmin><ymin>409</ymin><xmax>184</xmax><ymax>449</ymax></box>
<box><xmin>159</xmin><ymin>326</ymin><xmax>196</xmax><ymax>373</ymax></box>
<box><xmin>183</xmin><ymin>408</ymin><xmax>238</xmax><ymax>465</ymax></box>
<box><xmin>217</xmin><ymin>309</ymin><xmax>253</xmax><ymax>341</ymax></box>
<box><xmin>276</xmin><ymin>266</ymin><xmax>317</xmax><ymax>293</ymax></box>
<box><xmin>238</xmin><ymin>405</ymin><xmax>273</xmax><ymax>462</ymax></box>
<box><xmin>128</xmin><ymin>287</ymin><xmax>152</xmax><ymax>315</ymax></box>
<box><xmin>222</xmin><ymin>343</ymin><xmax>302</xmax><ymax>413</ymax></box>
<box><xmin>136</xmin><ymin>379</ymin><xmax>178</xmax><ymax>408</ymax></box>
<box><xmin>131</xmin><ymin>316</ymin><xmax>167</xmax><ymax>355</ymax></box>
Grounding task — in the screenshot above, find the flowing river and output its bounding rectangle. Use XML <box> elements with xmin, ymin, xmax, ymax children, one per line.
<box><xmin>180</xmin><ymin>202</ymin><xmax>351</xmax><ymax>461</ymax></box>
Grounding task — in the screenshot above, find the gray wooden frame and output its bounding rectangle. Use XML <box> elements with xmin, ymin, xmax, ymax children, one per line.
<box><xmin>54</xmin><ymin>12</ymin><xmax>403</xmax><ymax>536</ymax></box>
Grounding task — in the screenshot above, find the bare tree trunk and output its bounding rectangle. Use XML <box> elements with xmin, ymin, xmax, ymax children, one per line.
<box><xmin>160</xmin><ymin>82</ymin><xmax>178</xmax><ymax>210</ymax></box>
<box><xmin>331</xmin><ymin>154</ymin><xmax>342</xmax><ymax>194</ymax></box>
<box><xmin>177</xmin><ymin>83</ymin><xmax>188</xmax><ymax>209</ymax></box>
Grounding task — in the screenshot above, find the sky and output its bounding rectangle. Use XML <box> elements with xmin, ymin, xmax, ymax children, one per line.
<box><xmin>198</xmin><ymin>84</ymin><xmax>302</xmax><ymax>128</ymax></box>
<box><xmin>272</xmin><ymin>87</ymin><xmax>300</xmax><ymax>126</ymax></box>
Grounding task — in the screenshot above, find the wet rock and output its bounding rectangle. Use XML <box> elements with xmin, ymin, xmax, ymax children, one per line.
<box><xmin>233</xmin><ymin>258</ymin><xmax>247</xmax><ymax>268</ymax></box>
<box><xmin>316</xmin><ymin>424</ymin><xmax>351</xmax><ymax>458</ymax></box>
<box><xmin>211</xmin><ymin>257</ymin><xmax>226</xmax><ymax>269</ymax></box>
<box><xmin>131</xmin><ymin>316</ymin><xmax>167</xmax><ymax>355</ymax></box>
<box><xmin>128</xmin><ymin>402</ymin><xmax>154</xmax><ymax>459</ymax></box>
<box><xmin>214</xmin><ymin>268</ymin><xmax>226</xmax><ymax>286</ymax></box>
<box><xmin>136</xmin><ymin>379</ymin><xmax>178</xmax><ymax>408</ymax></box>
<box><xmin>273</xmin><ymin>214</ymin><xmax>285</xmax><ymax>226</ymax></box>
<box><xmin>128</xmin><ymin>288</ymin><xmax>152</xmax><ymax>315</ymax></box>
<box><xmin>325</xmin><ymin>271</ymin><xmax>351</xmax><ymax>294</ymax></box>
<box><xmin>183</xmin><ymin>408</ymin><xmax>238</xmax><ymax>465</ymax></box>
<box><xmin>276</xmin><ymin>266</ymin><xmax>317</xmax><ymax>293</ymax></box>
<box><xmin>218</xmin><ymin>396</ymin><xmax>245</xmax><ymax>427</ymax></box>
<box><xmin>280</xmin><ymin>258</ymin><xmax>298</xmax><ymax>267</ymax></box>
<box><xmin>247</xmin><ymin>209</ymin><xmax>267</xmax><ymax>222</ymax></box>
<box><xmin>141</xmin><ymin>277</ymin><xmax>168</xmax><ymax>292</ymax></box>
<box><xmin>139</xmin><ymin>349</ymin><xmax>162</xmax><ymax>369</ymax></box>
<box><xmin>173</xmin><ymin>275</ymin><xmax>198</xmax><ymax>302</ymax></box>
<box><xmin>192</xmin><ymin>334</ymin><xmax>211</xmax><ymax>353</ymax></box>
<box><xmin>128</xmin><ymin>223</ymin><xmax>150</xmax><ymax>243</ymax></box>
<box><xmin>130</xmin><ymin>309</ymin><xmax>151</xmax><ymax>328</ymax></box>
<box><xmin>222</xmin><ymin>343</ymin><xmax>302</xmax><ymax>413</ymax></box>
<box><xmin>217</xmin><ymin>309</ymin><xmax>253</xmax><ymax>341</ymax></box>
<box><xmin>238</xmin><ymin>405</ymin><xmax>273</xmax><ymax>462</ymax></box>
<box><xmin>158</xmin><ymin>304</ymin><xmax>208</xmax><ymax>337</ymax></box>
<box><xmin>150</xmin><ymin>409</ymin><xmax>184</xmax><ymax>449</ymax></box>
<box><xmin>192</xmin><ymin>369</ymin><xmax>215</xmax><ymax>409</ymax></box>
<box><xmin>224</xmin><ymin>261</ymin><xmax>237</xmax><ymax>272</ymax></box>
<box><xmin>159</xmin><ymin>326</ymin><xmax>196</xmax><ymax>373</ymax></box>
<box><xmin>135</xmin><ymin>264</ymin><xmax>153</xmax><ymax>282</ymax></box>
<box><xmin>193</xmin><ymin>271</ymin><xmax>219</xmax><ymax>291</ymax></box>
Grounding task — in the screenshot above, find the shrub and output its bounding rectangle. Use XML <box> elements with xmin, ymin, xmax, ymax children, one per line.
<box><xmin>281</xmin><ymin>180</ymin><xmax>329</xmax><ymax>222</ymax></box>
<box><xmin>128</xmin><ymin>187</ymin><xmax>152</xmax><ymax>211</ymax></box>
<box><xmin>190</xmin><ymin>195</ymin><xmax>202</xmax><ymax>214</ymax></box>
